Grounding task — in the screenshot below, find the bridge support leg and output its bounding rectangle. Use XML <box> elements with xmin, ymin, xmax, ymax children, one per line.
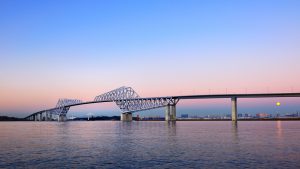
<box><xmin>121</xmin><ymin>113</ymin><xmax>132</xmax><ymax>122</ymax></box>
<box><xmin>46</xmin><ymin>112</ymin><xmax>49</xmax><ymax>121</ymax></box>
<box><xmin>46</xmin><ymin>112</ymin><xmax>51</xmax><ymax>121</ymax></box>
<box><xmin>58</xmin><ymin>114</ymin><xmax>67</xmax><ymax>122</ymax></box>
<box><xmin>40</xmin><ymin>113</ymin><xmax>43</xmax><ymax>121</ymax></box>
<box><xmin>231</xmin><ymin>97</ymin><xmax>237</xmax><ymax>122</ymax></box>
<box><xmin>165</xmin><ymin>104</ymin><xmax>176</xmax><ymax>121</ymax></box>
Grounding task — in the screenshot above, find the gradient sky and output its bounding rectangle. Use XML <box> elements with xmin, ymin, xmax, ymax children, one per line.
<box><xmin>1</xmin><ymin>0</ymin><xmax>300</xmax><ymax>117</ymax></box>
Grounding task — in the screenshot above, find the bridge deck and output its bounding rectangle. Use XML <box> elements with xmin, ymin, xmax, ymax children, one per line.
<box><xmin>25</xmin><ymin>93</ymin><xmax>300</xmax><ymax>119</ymax></box>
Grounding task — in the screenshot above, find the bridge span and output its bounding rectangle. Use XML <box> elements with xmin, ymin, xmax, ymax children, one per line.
<box><xmin>25</xmin><ymin>86</ymin><xmax>300</xmax><ymax>122</ymax></box>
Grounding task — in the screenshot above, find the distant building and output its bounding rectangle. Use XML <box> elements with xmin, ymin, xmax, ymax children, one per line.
<box><xmin>256</xmin><ymin>113</ymin><xmax>270</xmax><ymax>118</ymax></box>
<box><xmin>181</xmin><ymin>114</ymin><xmax>188</xmax><ymax>118</ymax></box>
<box><xmin>68</xmin><ymin>116</ymin><xmax>77</xmax><ymax>120</ymax></box>
<box><xmin>244</xmin><ymin>113</ymin><xmax>251</xmax><ymax>118</ymax></box>
<box><xmin>284</xmin><ymin>113</ymin><xmax>297</xmax><ymax>117</ymax></box>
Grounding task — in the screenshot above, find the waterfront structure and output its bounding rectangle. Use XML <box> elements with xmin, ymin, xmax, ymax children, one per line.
<box><xmin>25</xmin><ymin>86</ymin><xmax>300</xmax><ymax>122</ymax></box>
<box><xmin>181</xmin><ymin>114</ymin><xmax>189</xmax><ymax>118</ymax></box>
<box><xmin>256</xmin><ymin>113</ymin><xmax>271</xmax><ymax>118</ymax></box>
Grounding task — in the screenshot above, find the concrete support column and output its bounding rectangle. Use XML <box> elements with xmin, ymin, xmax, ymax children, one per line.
<box><xmin>231</xmin><ymin>97</ymin><xmax>237</xmax><ymax>121</ymax></box>
<box><xmin>58</xmin><ymin>114</ymin><xmax>67</xmax><ymax>122</ymax></box>
<box><xmin>50</xmin><ymin>113</ymin><xmax>52</xmax><ymax>121</ymax></box>
<box><xmin>45</xmin><ymin>112</ymin><xmax>49</xmax><ymax>121</ymax></box>
<box><xmin>35</xmin><ymin>114</ymin><xmax>37</xmax><ymax>121</ymax></box>
<box><xmin>40</xmin><ymin>113</ymin><xmax>42</xmax><ymax>121</ymax></box>
<box><xmin>121</xmin><ymin>113</ymin><xmax>132</xmax><ymax>121</ymax></box>
<box><xmin>165</xmin><ymin>104</ymin><xmax>176</xmax><ymax>121</ymax></box>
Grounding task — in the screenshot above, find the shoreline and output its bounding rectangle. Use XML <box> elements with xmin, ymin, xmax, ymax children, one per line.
<box><xmin>1</xmin><ymin>115</ymin><xmax>300</xmax><ymax>122</ymax></box>
<box><xmin>175</xmin><ymin>118</ymin><xmax>300</xmax><ymax>121</ymax></box>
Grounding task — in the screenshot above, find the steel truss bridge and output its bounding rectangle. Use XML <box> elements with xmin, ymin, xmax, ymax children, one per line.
<box><xmin>25</xmin><ymin>86</ymin><xmax>300</xmax><ymax>122</ymax></box>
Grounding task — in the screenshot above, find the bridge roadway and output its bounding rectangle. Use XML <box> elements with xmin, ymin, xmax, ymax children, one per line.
<box><xmin>25</xmin><ymin>91</ymin><xmax>300</xmax><ymax>122</ymax></box>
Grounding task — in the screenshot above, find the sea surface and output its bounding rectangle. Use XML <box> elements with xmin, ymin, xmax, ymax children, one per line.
<box><xmin>0</xmin><ymin>121</ymin><xmax>299</xmax><ymax>168</ymax></box>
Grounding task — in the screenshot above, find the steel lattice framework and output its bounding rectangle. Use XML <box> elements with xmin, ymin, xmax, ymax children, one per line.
<box><xmin>51</xmin><ymin>99</ymin><xmax>82</xmax><ymax>115</ymax></box>
<box><xmin>115</xmin><ymin>97</ymin><xmax>179</xmax><ymax>113</ymax></box>
<box><xmin>25</xmin><ymin>86</ymin><xmax>179</xmax><ymax>120</ymax></box>
<box><xmin>56</xmin><ymin>99</ymin><xmax>82</xmax><ymax>108</ymax></box>
<box><xmin>94</xmin><ymin>86</ymin><xmax>140</xmax><ymax>102</ymax></box>
<box><xmin>94</xmin><ymin>86</ymin><xmax>178</xmax><ymax>113</ymax></box>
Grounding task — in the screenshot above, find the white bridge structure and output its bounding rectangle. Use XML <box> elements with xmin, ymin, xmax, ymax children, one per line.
<box><xmin>25</xmin><ymin>86</ymin><xmax>300</xmax><ymax>122</ymax></box>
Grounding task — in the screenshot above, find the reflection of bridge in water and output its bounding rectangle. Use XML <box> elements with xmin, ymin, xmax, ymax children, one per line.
<box><xmin>25</xmin><ymin>86</ymin><xmax>300</xmax><ymax>122</ymax></box>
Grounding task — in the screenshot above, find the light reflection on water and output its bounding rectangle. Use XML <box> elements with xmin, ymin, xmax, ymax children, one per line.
<box><xmin>0</xmin><ymin>121</ymin><xmax>299</xmax><ymax>168</ymax></box>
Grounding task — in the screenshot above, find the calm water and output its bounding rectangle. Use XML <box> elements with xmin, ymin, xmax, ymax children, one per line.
<box><xmin>0</xmin><ymin>121</ymin><xmax>299</xmax><ymax>168</ymax></box>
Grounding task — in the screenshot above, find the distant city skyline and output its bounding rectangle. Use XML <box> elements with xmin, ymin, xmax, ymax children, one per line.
<box><xmin>1</xmin><ymin>0</ymin><xmax>300</xmax><ymax>117</ymax></box>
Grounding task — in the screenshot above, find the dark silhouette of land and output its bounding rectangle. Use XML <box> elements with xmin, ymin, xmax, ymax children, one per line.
<box><xmin>0</xmin><ymin>116</ymin><xmax>26</xmax><ymax>121</ymax></box>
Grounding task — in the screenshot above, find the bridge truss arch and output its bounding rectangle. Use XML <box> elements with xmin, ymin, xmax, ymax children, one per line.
<box><xmin>94</xmin><ymin>86</ymin><xmax>179</xmax><ymax>112</ymax></box>
<box><xmin>25</xmin><ymin>86</ymin><xmax>179</xmax><ymax>121</ymax></box>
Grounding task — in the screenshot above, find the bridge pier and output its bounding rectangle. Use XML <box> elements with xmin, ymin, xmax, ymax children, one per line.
<box><xmin>165</xmin><ymin>104</ymin><xmax>176</xmax><ymax>121</ymax></box>
<box><xmin>231</xmin><ymin>97</ymin><xmax>237</xmax><ymax>122</ymax></box>
<box><xmin>45</xmin><ymin>112</ymin><xmax>51</xmax><ymax>121</ymax></box>
<box><xmin>58</xmin><ymin>114</ymin><xmax>67</xmax><ymax>122</ymax></box>
<box><xmin>36</xmin><ymin>114</ymin><xmax>40</xmax><ymax>121</ymax></box>
<box><xmin>121</xmin><ymin>113</ymin><xmax>132</xmax><ymax>121</ymax></box>
<box><xmin>45</xmin><ymin>112</ymin><xmax>48</xmax><ymax>121</ymax></box>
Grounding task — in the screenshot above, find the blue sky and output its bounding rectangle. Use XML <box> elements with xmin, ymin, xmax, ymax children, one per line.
<box><xmin>0</xmin><ymin>0</ymin><xmax>300</xmax><ymax>117</ymax></box>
